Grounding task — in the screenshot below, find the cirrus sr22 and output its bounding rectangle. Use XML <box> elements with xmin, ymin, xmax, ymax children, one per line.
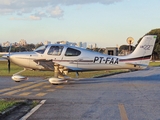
<box><xmin>2</xmin><ymin>35</ymin><xmax>157</xmax><ymax>84</ymax></box>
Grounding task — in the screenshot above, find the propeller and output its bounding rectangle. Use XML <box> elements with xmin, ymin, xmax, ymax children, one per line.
<box><xmin>8</xmin><ymin>58</ymin><xmax>10</xmax><ymax>73</ymax></box>
<box><xmin>7</xmin><ymin>44</ymin><xmax>11</xmax><ymax>73</ymax></box>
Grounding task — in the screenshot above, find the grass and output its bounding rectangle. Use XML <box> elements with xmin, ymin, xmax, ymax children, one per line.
<box><xmin>0</xmin><ymin>61</ymin><xmax>55</xmax><ymax>77</ymax></box>
<box><xmin>149</xmin><ymin>61</ymin><xmax>160</xmax><ymax>67</ymax></box>
<box><xmin>0</xmin><ymin>99</ymin><xmax>19</xmax><ymax>113</ymax></box>
<box><xmin>0</xmin><ymin>61</ymin><xmax>128</xmax><ymax>78</ymax></box>
<box><xmin>0</xmin><ymin>61</ymin><xmax>160</xmax><ymax>78</ymax></box>
<box><xmin>31</xmin><ymin>100</ymin><xmax>40</xmax><ymax>108</ymax></box>
<box><xmin>0</xmin><ymin>99</ymin><xmax>40</xmax><ymax>114</ymax></box>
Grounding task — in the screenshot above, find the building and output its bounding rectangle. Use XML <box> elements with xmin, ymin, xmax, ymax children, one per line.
<box><xmin>93</xmin><ymin>43</ymin><xmax>97</xmax><ymax>48</ymax></box>
<box><xmin>2</xmin><ymin>41</ymin><xmax>10</xmax><ymax>47</ymax></box>
<box><xmin>88</xmin><ymin>44</ymin><xmax>93</xmax><ymax>49</ymax></box>
<box><xmin>44</xmin><ymin>41</ymin><xmax>51</xmax><ymax>45</ymax></box>
<box><xmin>77</xmin><ymin>42</ymin><xmax>82</xmax><ymax>47</ymax></box>
<box><xmin>19</xmin><ymin>39</ymin><xmax>27</xmax><ymax>46</ymax></box>
<box><xmin>56</xmin><ymin>41</ymin><xmax>77</xmax><ymax>46</ymax></box>
<box><xmin>12</xmin><ymin>42</ymin><xmax>19</xmax><ymax>46</ymax></box>
<box><xmin>104</xmin><ymin>47</ymin><xmax>118</xmax><ymax>56</ymax></box>
<box><xmin>57</xmin><ymin>41</ymin><xmax>69</xmax><ymax>45</ymax></box>
<box><xmin>82</xmin><ymin>42</ymin><xmax>87</xmax><ymax>49</ymax></box>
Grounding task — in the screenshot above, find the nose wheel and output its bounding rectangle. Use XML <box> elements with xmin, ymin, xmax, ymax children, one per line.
<box><xmin>12</xmin><ymin>69</ymin><xmax>28</xmax><ymax>82</ymax></box>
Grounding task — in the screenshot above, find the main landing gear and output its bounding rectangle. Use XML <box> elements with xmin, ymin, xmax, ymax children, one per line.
<box><xmin>49</xmin><ymin>63</ymin><xmax>70</xmax><ymax>85</ymax></box>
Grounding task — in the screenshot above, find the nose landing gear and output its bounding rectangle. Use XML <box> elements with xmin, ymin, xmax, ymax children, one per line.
<box><xmin>12</xmin><ymin>69</ymin><xmax>28</xmax><ymax>82</ymax></box>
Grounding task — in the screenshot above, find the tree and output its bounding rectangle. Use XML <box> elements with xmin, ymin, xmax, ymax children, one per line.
<box><xmin>25</xmin><ymin>44</ymin><xmax>35</xmax><ymax>51</ymax></box>
<box><xmin>136</xmin><ymin>28</ymin><xmax>160</xmax><ymax>59</ymax></box>
<box><xmin>119</xmin><ymin>45</ymin><xmax>135</xmax><ymax>54</ymax></box>
<box><xmin>119</xmin><ymin>45</ymin><xmax>129</xmax><ymax>53</ymax></box>
<box><xmin>92</xmin><ymin>48</ymin><xmax>99</xmax><ymax>52</ymax></box>
<box><xmin>35</xmin><ymin>43</ymin><xmax>44</xmax><ymax>49</ymax></box>
<box><xmin>98</xmin><ymin>48</ymin><xmax>105</xmax><ymax>53</ymax></box>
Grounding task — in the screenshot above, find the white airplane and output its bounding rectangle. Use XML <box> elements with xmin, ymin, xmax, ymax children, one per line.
<box><xmin>2</xmin><ymin>35</ymin><xmax>157</xmax><ymax>84</ymax></box>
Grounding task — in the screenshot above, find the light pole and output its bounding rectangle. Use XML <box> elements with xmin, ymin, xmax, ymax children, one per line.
<box><xmin>126</xmin><ymin>37</ymin><xmax>134</xmax><ymax>54</ymax></box>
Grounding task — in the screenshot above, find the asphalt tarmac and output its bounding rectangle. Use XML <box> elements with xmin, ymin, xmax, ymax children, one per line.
<box><xmin>1</xmin><ymin>67</ymin><xmax>160</xmax><ymax>120</ymax></box>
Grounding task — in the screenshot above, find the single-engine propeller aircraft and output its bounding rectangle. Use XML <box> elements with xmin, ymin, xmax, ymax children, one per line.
<box><xmin>2</xmin><ymin>35</ymin><xmax>157</xmax><ymax>84</ymax></box>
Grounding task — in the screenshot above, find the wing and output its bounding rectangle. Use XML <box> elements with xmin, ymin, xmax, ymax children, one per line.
<box><xmin>34</xmin><ymin>59</ymin><xmax>54</xmax><ymax>70</ymax></box>
<box><xmin>33</xmin><ymin>59</ymin><xmax>82</xmax><ymax>71</ymax></box>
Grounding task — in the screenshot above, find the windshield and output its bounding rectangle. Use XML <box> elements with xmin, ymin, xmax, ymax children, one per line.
<box><xmin>34</xmin><ymin>45</ymin><xmax>47</xmax><ymax>54</ymax></box>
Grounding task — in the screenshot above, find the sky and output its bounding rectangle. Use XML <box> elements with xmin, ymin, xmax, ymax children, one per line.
<box><xmin>0</xmin><ymin>0</ymin><xmax>160</xmax><ymax>47</ymax></box>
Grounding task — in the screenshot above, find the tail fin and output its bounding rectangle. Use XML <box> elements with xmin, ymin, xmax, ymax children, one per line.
<box><xmin>129</xmin><ymin>35</ymin><xmax>156</xmax><ymax>58</ymax></box>
<box><xmin>123</xmin><ymin>35</ymin><xmax>157</xmax><ymax>67</ymax></box>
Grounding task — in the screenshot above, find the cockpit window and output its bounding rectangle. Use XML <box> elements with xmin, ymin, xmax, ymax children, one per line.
<box><xmin>65</xmin><ymin>48</ymin><xmax>81</xmax><ymax>56</ymax></box>
<box><xmin>48</xmin><ymin>46</ymin><xmax>64</xmax><ymax>56</ymax></box>
<box><xmin>34</xmin><ymin>45</ymin><xmax>47</xmax><ymax>54</ymax></box>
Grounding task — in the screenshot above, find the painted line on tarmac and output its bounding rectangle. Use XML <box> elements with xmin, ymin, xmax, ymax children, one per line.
<box><xmin>19</xmin><ymin>92</ymin><xmax>31</xmax><ymax>96</ymax></box>
<box><xmin>36</xmin><ymin>93</ymin><xmax>47</xmax><ymax>97</ymax></box>
<box><xmin>55</xmin><ymin>86</ymin><xmax>64</xmax><ymax>89</ymax></box>
<box><xmin>118</xmin><ymin>103</ymin><xmax>128</xmax><ymax>120</ymax></box>
<box><xmin>0</xmin><ymin>82</ymin><xmax>34</xmax><ymax>93</ymax></box>
<box><xmin>43</xmin><ymin>85</ymin><xmax>52</xmax><ymax>88</ymax></box>
<box><xmin>2</xmin><ymin>82</ymin><xmax>45</xmax><ymax>96</ymax></box>
<box><xmin>19</xmin><ymin>100</ymin><xmax>46</xmax><ymax>120</ymax></box>
<box><xmin>46</xmin><ymin>89</ymin><xmax>55</xmax><ymax>92</ymax></box>
<box><xmin>32</xmin><ymin>88</ymin><xmax>41</xmax><ymax>91</ymax></box>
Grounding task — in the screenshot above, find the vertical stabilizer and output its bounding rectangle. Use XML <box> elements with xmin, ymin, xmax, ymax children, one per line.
<box><xmin>128</xmin><ymin>35</ymin><xmax>156</xmax><ymax>58</ymax></box>
<box><xmin>122</xmin><ymin>35</ymin><xmax>157</xmax><ymax>66</ymax></box>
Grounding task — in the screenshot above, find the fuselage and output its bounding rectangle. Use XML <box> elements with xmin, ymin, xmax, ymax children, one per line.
<box><xmin>5</xmin><ymin>44</ymin><xmax>149</xmax><ymax>72</ymax></box>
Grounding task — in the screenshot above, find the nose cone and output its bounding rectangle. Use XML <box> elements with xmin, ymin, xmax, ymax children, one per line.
<box><xmin>2</xmin><ymin>52</ymin><xmax>38</xmax><ymax>68</ymax></box>
<box><xmin>8</xmin><ymin>54</ymin><xmax>23</xmax><ymax>64</ymax></box>
<box><xmin>6</xmin><ymin>52</ymin><xmax>37</xmax><ymax>68</ymax></box>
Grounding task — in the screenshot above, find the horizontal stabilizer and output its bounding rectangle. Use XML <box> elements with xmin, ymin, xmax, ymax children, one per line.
<box><xmin>125</xmin><ymin>63</ymin><xmax>148</xmax><ymax>67</ymax></box>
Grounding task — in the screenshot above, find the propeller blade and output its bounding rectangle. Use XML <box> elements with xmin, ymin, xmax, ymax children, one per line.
<box><xmin>8</xmin><ymin>59</ymin><xmax>10</xmax><ymax>73</ymax></box>
<box><xmin>8</xmin><ymin>44</ymin><xmax>11</xmax><ymax>73</ymax></box>
<box><xmin>8</xmin><ymin>44</ymin><xmax>11</xmax><ymax>56</ymax></box>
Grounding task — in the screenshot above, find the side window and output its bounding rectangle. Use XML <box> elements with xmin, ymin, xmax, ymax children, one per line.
<box><xmin>65</xmin><ymin>48</ymin><xmax>81</xmax><ymax>56</ymax></box>
<box><xmin>48</xmin><ymin>46</ymin><xmax>63</xmax><ymax>56</ymax></box>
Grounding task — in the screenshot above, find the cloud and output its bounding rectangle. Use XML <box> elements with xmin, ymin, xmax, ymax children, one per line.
<box><xmin>50</xmin><ymin>0</ymin><xmax>123</xmax><ymax>5</ymax></box>
<box><xmin>9</xmin><ymin>16</ymin><xmax>41</xmax><ymax>21</ymax></box>
<box><xmin>0</xmin><ymin>9</ymin><xmax>13</xmax><ymax>14</ymax></box>
<box><xmin>9</xmin><ymin>17</ymin><xmax>29</xmax><ymax>20</ymax></box>
<box><xmin>30</xmin><ymin>11</ymin><xmax>47</xmax><ymax>20</ymax></box>
<box><xmin>49</xmin><ymin>6</ymin><xmax>64</xmax><ymax>18</ymax></box>
<box><xmin>0</xmin><ymin>0</ymin><xmax>12</xmax><ymax>5</ymax></box>
<box><xmin>30</xmin><ymin>15</ymin><xmax>41</xmax><ymax>20</ymax></box>
<box><xmin>0</xmin><ymin>0</ymin><xmax>123</xmax><ymax>19</ymax></box>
